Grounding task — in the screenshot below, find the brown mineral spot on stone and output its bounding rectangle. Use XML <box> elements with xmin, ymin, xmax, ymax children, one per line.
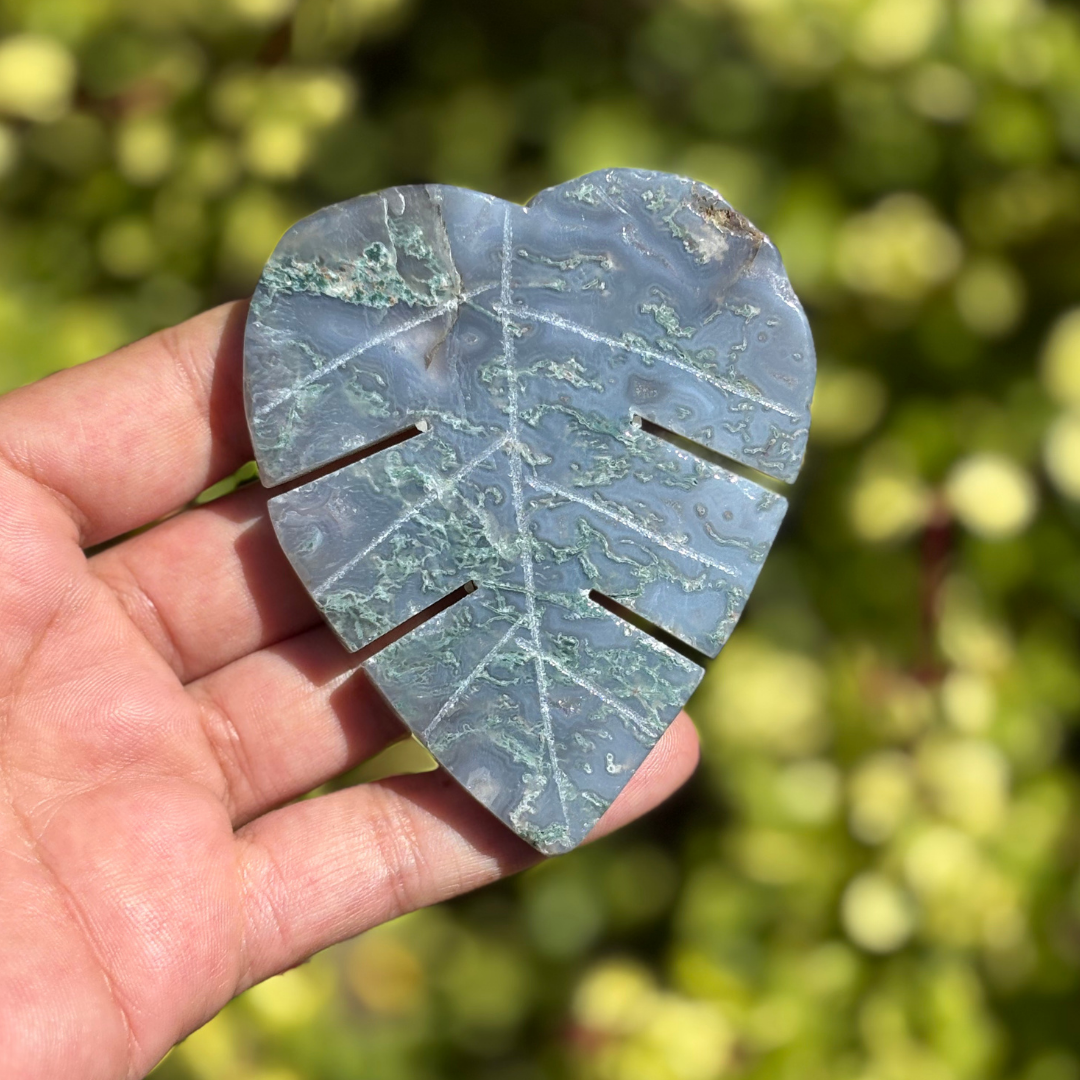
<box><xmin>690</xmin><ymin>189</ymin><xmax>764</xmax><ymax>245</ymax></box>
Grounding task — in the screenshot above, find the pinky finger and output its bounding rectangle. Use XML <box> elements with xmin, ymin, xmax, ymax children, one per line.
<box><xmin>232</xmin><ymin>711</ymin><xmax>700</xmax><ymax>989</ymax></box>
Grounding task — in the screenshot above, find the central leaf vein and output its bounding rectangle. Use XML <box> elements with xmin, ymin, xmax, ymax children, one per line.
<box><xmin>500</xmin><ymin>207</ymin><xmax>573</xmax><ymax>829</ymax></box>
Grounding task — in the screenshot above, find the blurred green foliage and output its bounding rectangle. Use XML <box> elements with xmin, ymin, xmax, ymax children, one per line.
<box><xmin>4</xmin><ymin>0</ymin><xmax>1080</xmax><ymax>1076</ymax></box>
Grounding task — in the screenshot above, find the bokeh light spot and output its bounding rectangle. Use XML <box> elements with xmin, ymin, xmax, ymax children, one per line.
<box><xmin>945</xmin><ymin>453</ymin><xmax>1037</xmax><ymax>539</ymax></box>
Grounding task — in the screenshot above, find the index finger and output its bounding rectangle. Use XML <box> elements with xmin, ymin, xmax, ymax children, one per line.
<box><xmin>0</xmin><ymin>301</ymin><xmax>252</xmax><ymax>548</ymax></box>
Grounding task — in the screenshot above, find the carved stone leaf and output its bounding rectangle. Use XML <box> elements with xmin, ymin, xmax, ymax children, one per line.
<box><xmin>243</xmin><ymin>168</ymin><xmax>815</xmax><ymax>854</ymax></box>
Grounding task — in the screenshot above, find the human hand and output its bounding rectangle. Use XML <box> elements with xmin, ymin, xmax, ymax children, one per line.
<box><xmin>0</xmin><ymin>302</ymin><xmax>700</xmax><ymax>1080</ymax></box>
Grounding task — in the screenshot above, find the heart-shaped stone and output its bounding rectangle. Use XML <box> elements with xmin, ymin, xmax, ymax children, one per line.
<box><xmin>244</xmin><ymin>168</ymin><xmax>815</xmax><ymax>854</ymax></box>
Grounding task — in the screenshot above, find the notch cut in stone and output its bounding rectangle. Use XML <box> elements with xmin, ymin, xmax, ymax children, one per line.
<box><xmin>267</xmin><ymin>422</ymin><xmax>429</xmax><ymax>493</ymax></box>
<box><xmin>586</xmin><ymin>588</ymin><xmax>711</xmax><ymax>669</ymax></box>
<box><xmin>633</xmin><ymin>414</ymin><xmax>787</xmax><ymax>493</ymax></box>
<box><xmin>356</xmin><ymin>580</ymin><xmax>476</xmax><ymax>663</ymax></box>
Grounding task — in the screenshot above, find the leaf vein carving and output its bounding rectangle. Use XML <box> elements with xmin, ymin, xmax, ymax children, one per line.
<box><xmin>421</xmin><ymin>616</ymin><xmax>528</xmax><ymax>739</ymax></box>
<box><xmin>255</xmin><ymin>283</ymin><xmax>498</xmax><ymax>417</ymax></box>
<box><xmin>500</xmin><ymin>208</ymin><xmax>573</xmax><ymax>828</ymax></box>
<box><xmin>508</xmin><ymin>305</ymin><xmax>799</xmax><ymax>419</ymax></box>
<box><xmin>312</xmin><ymin>433</ymin><xmax>510</xmax><ymax>597</ymax></box>
<box><xmin>525</xmin><ymin>476</ymin><xmax>738</xmax><ymax>577</ymax></box>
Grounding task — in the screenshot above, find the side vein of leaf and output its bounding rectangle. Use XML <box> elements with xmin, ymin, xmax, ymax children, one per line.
<box><xmin>254</xmin><ymin>283</ymin><xmax>497</xmax><ymax>417</ymax></box>
<box><xmin>525</xmin><ymin>475</ymin><xmax>739</xmax><ymax>578</ymax></box>
<box><xmin>312</xmin><ymin>433</ymin><xmax>510</xmax><ymax>597</ymax></box>
<box><xmin>508</xmin><ymin>304</ymin><xmax>799</xmax><ymax>419</ymax></box>
<box><xmin>526</xmin><ymin>645</ymin><xmax>665</xmax><ymax>744</ymax></box>
<box><xmin>420</xmin><ymin>616</ymin><xmax>528</xmax><ymax>739</ymax></box>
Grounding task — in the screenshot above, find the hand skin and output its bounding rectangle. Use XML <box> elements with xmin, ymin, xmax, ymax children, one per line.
<box><xmin>0</xmin><ymin>302</ymin><xmax>700</xmax><ymax>1080</ymax></box>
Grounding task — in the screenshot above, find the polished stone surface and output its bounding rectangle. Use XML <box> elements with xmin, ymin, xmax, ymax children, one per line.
<box><xmin>244</xmin><ymin>169</ymin><xmax>815</xmax><ymax>854</ymax></box>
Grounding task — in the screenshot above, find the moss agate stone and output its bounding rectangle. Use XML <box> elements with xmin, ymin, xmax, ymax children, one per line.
<box><xmin>244</xmin><ymin>169</ymin><xmax>815</xmax><ymax>855</ymax></box>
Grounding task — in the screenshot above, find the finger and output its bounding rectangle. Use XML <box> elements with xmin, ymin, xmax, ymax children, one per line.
<box><xmin>90</xmin><ymin>483</ymin><xmax>320</xmax><ymax>684</ymax></box>
<box><xmin>186</xmin><ymin>626</ymin><xmax>406</xmax><ymax>825</ymax></box>
<box><xmin>232</xmin><ymin>711</ymin><xmax>700</xmax><ymax>988</ymax></box>
<box><xmin>0</xmin><ymin>301</ymin><xmax>251</xmax><ymax>548</ymax></box>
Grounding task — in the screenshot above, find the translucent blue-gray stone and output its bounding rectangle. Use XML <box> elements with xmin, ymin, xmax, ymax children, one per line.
<box><xmin>243</xmin><ymin>168</ymin><xmax>815</xmax><ymax>855</ymax></box>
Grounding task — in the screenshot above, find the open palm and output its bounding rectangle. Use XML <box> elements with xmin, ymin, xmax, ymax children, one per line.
<box><xmin>0</xmin><ymin>302</ymin><xmax>699</xmax><ymax>1080</ymax></box>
